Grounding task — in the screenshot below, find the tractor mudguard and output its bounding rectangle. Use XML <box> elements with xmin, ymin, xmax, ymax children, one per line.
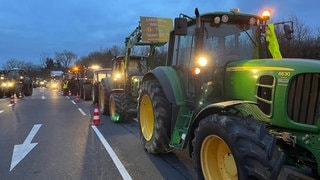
<box><xmin>187</xmin><ymin>100</ymin><xmax>270</xmax><ymax>156</ymax></box>
<box><xmin>142</xmin><ymin>67</ymin><xmax>185</xmax><ymax>106</ymax></box>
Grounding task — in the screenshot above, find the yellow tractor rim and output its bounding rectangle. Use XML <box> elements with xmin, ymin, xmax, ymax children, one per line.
<box><xmin>140</xmin><ymin>94</ymin><xmax>154</xmax><ymax>141</ymax></box>
<box><xmin>201</xmin><ymin>135</ymin><xmax>238</xmax><ymax>180</ymax></box>
<box><xmin>110</xmin><ymin>96</ymin><xmax>115</xmax><ymax>118</ymax></box>
<box><xmin>99</xmin><ymin>87</ymin><xmax>104</xmax><ymax>110</ymax></box>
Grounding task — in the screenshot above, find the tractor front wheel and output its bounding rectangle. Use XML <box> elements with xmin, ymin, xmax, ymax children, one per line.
<box><xmin>98</xmin><ymin>80</ymin><xmax>110</xmax><ymax>115</ymax></box>
<box><xmin>109</xmin><ymin>92</ymin><xmax>125</xmax><ymax>122</ymax></box>
<box><xmin>138</xmin><ymin>80</ymin><xmax>172</xmax><ymax>154</ymax></box>
<box><xmin>192</xmin><ymin>114</ymin><xmax>284</xmax><ymax>180</ymax></box>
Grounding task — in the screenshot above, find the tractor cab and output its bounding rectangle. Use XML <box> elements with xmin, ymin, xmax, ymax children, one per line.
<box><xmin>168</xmin><ymin>8</ymin><xmax>287</xmax><ymax>108</ymax></box>
<box><xmin>111</xmin><ymin>55</ymin><xmax>148</xmax><ymax>88</ymax></box>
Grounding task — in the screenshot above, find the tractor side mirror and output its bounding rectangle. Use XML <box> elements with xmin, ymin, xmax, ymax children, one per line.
<box><xmin>284</xmin><ymin>24</ymin><xmax>293</xmax><ymax>40</ymax></box>
<box><xmin>174</xmin><ymin>17</ymin><xmax>187</xmax><ymax>35</ymax></box>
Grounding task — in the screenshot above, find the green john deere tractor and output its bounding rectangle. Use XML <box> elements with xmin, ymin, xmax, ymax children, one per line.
<box><xmin>98</xmin><ymin>22</ymin><xmax>168</xmax><ymax>122</ymax></box>
<box><xmin>138</xmin><ymin>8</ymin><xmax>320</xmax><ymax>179</ymax></box>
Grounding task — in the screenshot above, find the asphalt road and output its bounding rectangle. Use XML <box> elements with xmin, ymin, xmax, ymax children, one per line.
<box><xmin>0</xmin><ymin>88</ymin><xmax>196</xmax><ymax>180</ymax></box>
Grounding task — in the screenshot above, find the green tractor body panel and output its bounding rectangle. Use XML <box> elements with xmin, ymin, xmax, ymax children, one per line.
<box><xmin>145</xmin><ymin>66</ymin><xmax>185</xmax><ymax>105</ymax></box>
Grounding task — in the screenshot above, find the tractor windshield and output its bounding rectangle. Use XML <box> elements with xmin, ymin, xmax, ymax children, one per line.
<box><xmin>172</xmin><ymin>22</ymin><xmax>260</xmax><ymax>68</ymax></box>
<box><xmin>202</xmin><ymin>23</ymin><xmax>259</xmax><ymax>66</ymax></box>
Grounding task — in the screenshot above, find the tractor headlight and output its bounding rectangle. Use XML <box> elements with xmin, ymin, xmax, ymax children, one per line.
<box><xmin>193</xmin><ymin>67</ymin><xmax>201</xmax><ymax>75</ymax></box>
<box><xmin>192</xmin><ymin>56</ymin><xmax>209</xmax><ymax>75</ymax></box>
<box><xmin>197</xmin><ymin>56</ymin><xmax>208</xmax><ymax>67</ymax></box>
<box><xmin>114</xmin><ymin>73</ymin><xmax>121</xmax><ymax>81</ymax></box>
<box><xmin>2</xmin><ymin>82</ymin><xmax>13</xmax><ymax>87</ymax></box>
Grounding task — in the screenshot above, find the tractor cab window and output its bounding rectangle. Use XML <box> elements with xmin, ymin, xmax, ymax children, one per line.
<box><xmin>172</xmin><ymin>25</ymin><xmax>195</xmax><ymax>68</ymax></box>
<box><xmin>127</xmin><ymin>57</ymin><xmax>148</xmax><ymax>76</ymax></box>
<box><xmin>7</xmin><ymin>70</ymin><xmax>23</xmax><ymax>79</ymax></box>
<box><xmin>202</xmin><ymin>23</ymin><xmax>259</xmax><ymax>67</ymax></box>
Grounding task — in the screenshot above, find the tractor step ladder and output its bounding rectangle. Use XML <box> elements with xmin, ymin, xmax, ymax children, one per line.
<box><xmin>170</xmin><ymin>106</ymin><xmax>193</xmax><ymax>149</ymax></box>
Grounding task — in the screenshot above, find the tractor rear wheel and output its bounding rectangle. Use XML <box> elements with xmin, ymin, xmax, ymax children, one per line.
<box><xmin>24</xmin><ymin>82</ymin><xmax>33</xmax><ymax>96</ymax></box>
<box><xmin>98</xmin><ymin>80</ymin><xmax>110</xmax><ymax>115</ymax></box>
<box><xmin>138</xmin><ymin>80</ymin><xmax>172</xmax><ymax>154</ymax></box>
<box><xmin>92</xmin><ymin>84</ymin><xmax>99</xmax><ymax>104</ymax></box>
<box><xmin>192</xmin><ymin>114</ymin><xmax>284</xmax><ymax>180</ymax></box>
<box><xmin>83</xmin><ymin>84</ymin><xmax>92</xmax><ymax>100</ymax></box>
<box><xmin>109</xmin><ymin>92</ymin><xmax>125</xmax><ymax>122</ymax></box>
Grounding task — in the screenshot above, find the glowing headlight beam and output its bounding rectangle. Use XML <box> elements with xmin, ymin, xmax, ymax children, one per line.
<box><xmin>198</xmin><ymin>57</ymin><xmax>208</xmax><ymax>67</ymax></box>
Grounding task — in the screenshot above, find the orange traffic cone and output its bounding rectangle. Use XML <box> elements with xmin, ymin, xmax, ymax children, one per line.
<box><xmin>76</xmin><ymin>93</ymin><xmax>80</xmax><ymax>103</ymax></box>
<box><xmin>92</xmin><ymin>103</ymin><xmax>101</xmax><ymax>125</ymax></box>
<box><xmin>10</xmin><ymin>94</ymin><xmax>15</xmax><ymax>104</ymax></box>
<box><xmin>68</xmin><ymin>90</ymin><xmax>72</xmax><ymax>96</ymax></box>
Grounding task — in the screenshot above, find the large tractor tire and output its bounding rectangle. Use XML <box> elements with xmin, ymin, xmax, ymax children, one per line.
<box><xmin>0</xmin><ymin>90</ymin><xmax>4</xmax><ymax>98</ymax></box>
<box><xmin>192</xmin><ymin>114</ymin><xmax>284</xmax><ymax>180</ymax></box>
<box><xmin>138</xmin><ymin>80</ymin><xmax>172</xmax><ymax>154</ymax></box>
<box><xmin>24</xmin><ymin>81</ymin><xmax>33</xmax><ymax>96</ymax></box>
<box><xmin>109</xmin><ymin>92</ymin><xmax>126</xmax><ymax>122</ymax></box>
<box><xmin>98</xmin><ymin>80</ymin><xmax>110</xmax><ymax>115</ymax></box>
<box><xmin>83</xmin><ymin>84</ymin><xmax>92</xmax><ymax>101</ymax></box>
<box><xmin>79</xmin><ymin>81</ymin><xmax>84</xmax><ymax>98</ymax></box>
<box><xmin>92</xmin><ymin>84</ymin><xmax>99</xmax><ymax>104</ymax></box>
<box><xmin>15</xmin><ymin>84</ymin><xmax>24</xmax><ymax>98</ymax></box>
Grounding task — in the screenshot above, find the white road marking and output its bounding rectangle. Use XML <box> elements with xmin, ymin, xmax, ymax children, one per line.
<box><xmin>71</xmin><ymin>100</ymin><xmax>76</xmax><ymax>104</ymax></box>
<box><xmin>91</xmin><ymin>125</ymin><xmax>132</xmax><ymax>180</ymax></box>
<box><xmin>78</xmin><ymin>108</ymin><xmax>86</xmax><ymax>116</ymax></box>
<box><xmin>0</xmin><ymin>110</ymin><xmax>4</xmax><ymax>113</ymax></box>
<box><xmin>10</xmin><ymin>124</ymin><xmax>42</xmax><ymax>171</ymax></box>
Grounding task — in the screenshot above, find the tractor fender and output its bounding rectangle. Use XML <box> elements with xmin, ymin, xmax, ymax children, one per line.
<box><xmin>187</xmin><ymin>100</ymin><xmax>263</xmax><ymax>156</ymax></box>
<box><xmin>142</xmin><ymin>67</ymin><xmax>185</xmax><ymax>105</ymax></box>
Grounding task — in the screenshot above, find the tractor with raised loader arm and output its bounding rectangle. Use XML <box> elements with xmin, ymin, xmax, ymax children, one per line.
<box><xmin>98</xmin><ymin>19</ymin><xmax>172</xmax><ymax>122</ymax></box>
<box><xmin>137</xmin><ymin>8</ymin><xmax>320</xmax><ymax>179</ymax></box>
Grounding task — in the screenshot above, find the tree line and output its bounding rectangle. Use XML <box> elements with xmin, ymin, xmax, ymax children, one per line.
<box><xmin>1</xmin><ymin>15</ymin><xmax>320</xmax><ymax>79</ymax></box>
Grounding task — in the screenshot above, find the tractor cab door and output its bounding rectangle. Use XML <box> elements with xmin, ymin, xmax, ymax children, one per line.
<box><xmin>170</xmin><ymin>29</ymin><xmax>197</xmax><ymax>104</ymax></box>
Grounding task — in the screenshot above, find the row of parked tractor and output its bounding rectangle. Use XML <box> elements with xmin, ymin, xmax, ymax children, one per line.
<box><xmin>7</xmin><ymin>8</ymin><xmax>319</xmax><ymax>179</ymax></box>
<box><xmin>79</xmin><ymin>8</ymin><xmax>320</xmax><ymax>179</ymax></box>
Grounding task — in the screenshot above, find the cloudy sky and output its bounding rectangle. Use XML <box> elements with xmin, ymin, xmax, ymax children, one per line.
<box><xmin>0</xmin><ymin>0</ymin><xmax>319</xmax><ymax>65</ymax></box>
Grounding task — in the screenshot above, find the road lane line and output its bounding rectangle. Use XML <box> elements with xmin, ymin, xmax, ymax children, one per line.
<box><xmin>0</xmin><ymin>110</ymin><xmax>4</xmax><ymax>113</ymax></box>
<box><xmin>71</xmin><ymin>100</ymin><xmax>76</xmax><ymax>104</ymax></box>
<box><xmin>78</xmin><ymin>108</ymin><xmax>86</xmax><ymax>116</ymax></box>
<box><xmin>91</xmin><ymin>125</ymin><xmax>132</xmax><ymax>180</ymax></box>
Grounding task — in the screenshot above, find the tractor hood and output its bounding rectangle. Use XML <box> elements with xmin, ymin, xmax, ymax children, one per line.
<box><xmin>225</xmin><ymin>57</ymin><xmax>320</xmax><ymax>131</ymax></box>
<box><xmin>226</xmin><ymin>58</ymin><xmax>320</xmax><ymax>74</ymax></box>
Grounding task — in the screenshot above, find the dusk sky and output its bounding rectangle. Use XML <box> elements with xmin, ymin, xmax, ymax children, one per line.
<box><xmin>0</xmin><ymin>0</ymin><xmax>319</xmax><ymax>66</ymax></box>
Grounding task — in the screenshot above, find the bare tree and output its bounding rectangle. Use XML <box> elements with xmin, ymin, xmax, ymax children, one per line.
<box><xmin>1</xmin><ymin>58</ymin><xmax>23</xmax><ymax>69</ymax></box>
<box><xmin>109</xmin><ymin>45</ymin><xmax>125</xmax><ymax>56</ymax></box>
<box><xmin>55</xmin><ymin>50</ymin><xmax>77</xmax><ymax>70</ymax></box>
